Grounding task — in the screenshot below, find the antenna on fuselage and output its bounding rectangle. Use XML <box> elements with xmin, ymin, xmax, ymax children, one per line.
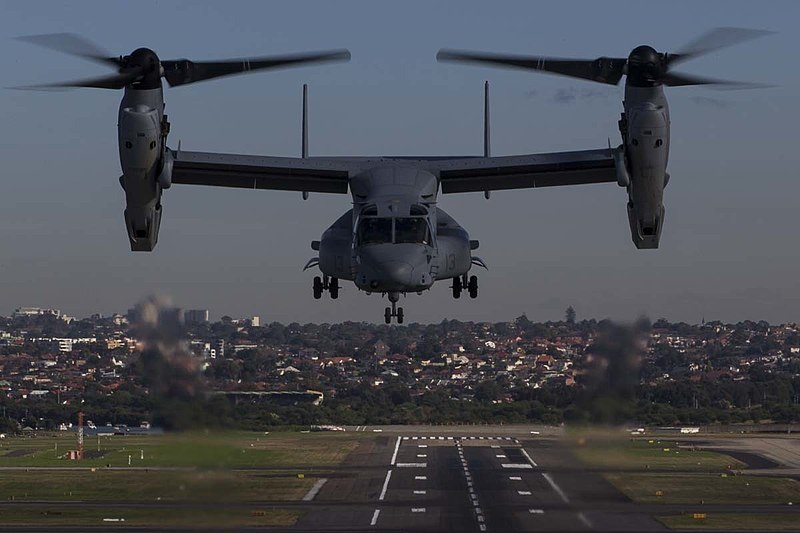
<box><xmin>301</xmin><ymin>83</ymin><xmax>309</xmax><ymax>200</ymax></box>
<box><xmin>483</xmin><ymin>80</ymin><xmax>490</xmax><ymax>158</ymax></box>
<box><xmin>483</xmin><ymin>80</ymin><xmax>491</xmax><ymax>200</ymax></box>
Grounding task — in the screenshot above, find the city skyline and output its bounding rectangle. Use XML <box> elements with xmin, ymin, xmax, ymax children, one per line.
<box><xmin>0</xmin><ymin>1</ymin><xmax>798</xmax><ymax>324</ymax></box>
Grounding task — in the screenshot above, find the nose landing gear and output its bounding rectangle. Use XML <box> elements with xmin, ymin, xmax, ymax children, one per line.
<box><xmin>384</xmin><ymin>292</ymin><xmax>404</xmax><ymax>324</ymax></box>
<box><xmin>312</xmin><ymin>275</ymin><xmax>339</xmax><ymax>300</ymax></box>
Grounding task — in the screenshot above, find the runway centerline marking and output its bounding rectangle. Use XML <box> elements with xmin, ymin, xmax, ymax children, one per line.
<box><xmin>542</xmin><ymin>472</ymin><xmax>570</xmax><ymax>503</ymax></box>
<box><xmin>415</xmin><ymin>475</ymin><xmax>427</xmax><ymax>480</ymax></box>
<box><xmin>509</xmin><ymin>476</ymin><xmax>522</xmax><ymax>481</ymax></box>
<box><xmin>495</xmin><ymin>454</ymin><xmax>507</xmax><ymax>458</ymax></box>
<box><xmin>370</xmin><ymin>509</ymin><xmax>380</xmax><ymax>526</ymax></box>
<box><xmin>501</xmin><ymin>463</ymin><xmax>533</xmax><ymax>469</ymax></box>
<box><xmin>390</xmin><ymin>436</ymin><xmax>401</xmax><ymax>465</ymax></box>
<box><xmin>411</xmin><ymin>507</ymin><xmax>426</xmax><ymax>513</ymax></box>
<box><xmin>529</xmin><ymin>509</ymin><xmax>544</xmax><ymax>514</ymax></box>
<box><xmin>518</xmin><ymin>490</ymin><xmax>532</xmax><ymax>496</ymax></box>
<box><xmin>396</xmin><ymin>462</ymin><xmax>427</xmax><ymax>468</ymax></box>
<box><xmin>417</xmin><ymin>454</ymin><xmax>427</xmax><ymax>458</ymax></box>
<box><xmin>379</xmin><ymin>469</ymin><xmax>392</xmax><ymax>501</ymax></box>
<box><xmin>413</xmin><ymin>490</ymin><xmax>427</xmax><ymax>495</ymax></box>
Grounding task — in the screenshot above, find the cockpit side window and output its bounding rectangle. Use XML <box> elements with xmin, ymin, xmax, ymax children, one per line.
<box><xmin>357</xmin><ymin>217</ymin><xmax>392</xmax><ymax>246</ymax></box>
<box><xmin>395</xmin><ymin>217</ymin><xmax>430</xmax><ymax>245</ymax></box>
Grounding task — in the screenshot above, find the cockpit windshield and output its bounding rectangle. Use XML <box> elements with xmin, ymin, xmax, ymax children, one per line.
<box><xmin>356</xmin><ymin>216</ymin><xmax>431</xmax><ymax>246</ymax></box>
<box><xmin>395</xmin><ymin>217</ymin><xmax>430</xmax><ymax>245</ymax></box>
<box><xmin>357</xmin><ymin>217</ymin><xmax>392</xmax><ymax>246</ymax></box>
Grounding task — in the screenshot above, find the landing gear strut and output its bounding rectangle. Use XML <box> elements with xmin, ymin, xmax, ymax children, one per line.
<box><xmin>313</xmin><ymin>275</ymin><xmax>339</xmax><ymax>300</ymax></box>
<box><xmin>452</xmin><ymin>274</ymin><xmax>478</xmax><ymax>299</ymax></box>
<box><xmin>384</xmin><ymin>292</ymin><xmax>404</xmax><ymax>324</ymax></box>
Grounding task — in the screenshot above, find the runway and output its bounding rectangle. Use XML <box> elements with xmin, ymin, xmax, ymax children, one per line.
<box><xmin>296</xmin><ymin>433</ymin><xmax>667</xmax><ymax>532</ymax></box>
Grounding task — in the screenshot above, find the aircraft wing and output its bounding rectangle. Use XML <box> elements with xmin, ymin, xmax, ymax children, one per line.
<box><xmin>170</xmin><ymin>150</ymin><xmax>352</xmax><ymax>194</ymax></box>
<box><xmin>432</xmin><ymin>148</ymin><xmax>617</xmax><ymax>194</ymax></box>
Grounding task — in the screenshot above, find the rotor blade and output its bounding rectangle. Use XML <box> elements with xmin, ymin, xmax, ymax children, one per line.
<box><xmin>161</xmin><ymin>49</ymin><xmax>351</xmax><ymax>87</ymax></box>
<box><xmin>16</xmin><ymin>33</ymin><xmax>121</xmax><ymax>67</ymax></box>
<box><xmin>437</xmin><ymin>49</ymin><xmax>627</xmax><ymax>85</ymax></box>
<box><xmin>668</xmin><ymin>27</ymin><xmax>774</xmax><ymax>65</ymax></box>
<box><xmin>13</xmin><ymin>67</ymin><xmax>144</xmax><ymax>90</ymax></box>
<box><xmin>662</xmin><ymin>71</ymin><xmax>768</xmax><ymax>89</ymax></box>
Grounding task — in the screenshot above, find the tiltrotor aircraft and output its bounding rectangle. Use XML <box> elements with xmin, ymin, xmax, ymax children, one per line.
<box><xmin>20</xmin><ymin>29</ymin><xmax>768</xmax><ymax>323</ymax></box>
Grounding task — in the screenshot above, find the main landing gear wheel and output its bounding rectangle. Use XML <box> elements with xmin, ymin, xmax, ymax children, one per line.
<box><xmin>384</xmin><ymin>307</ymin><xmax>391</xmax><ymax>324</ymax></box>
<box><xmin>468</xmin><ymin>275</ymin><xmax>478</xmax><ymax>299</ymax></box>
<box><xmin>329</xmin><ymin>277</ymin><xmax>339</xmax><ymax>299</ymax></box>
<box><xmin>312</xmin><ymin>275</ymin><xmax>339</xmax><ymax>300</ymax></box>
<box><xmin>313</xmin><ymin>276</ymin><xmax>323</xmax><ymax>299</ymax></box>
<box><xmin>452</xmin><ymin>276</ymin><xmax>462</xmax><ymax>299</ymax></box>
<box><xmin>397</xmin><ymin>307</ymin><xmax>404</xmax><ymax>324</ymax></box>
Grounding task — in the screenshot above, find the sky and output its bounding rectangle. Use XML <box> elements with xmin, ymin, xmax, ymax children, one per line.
<box><xmin>0</xmin><ymin>0</ymin><xmax>798</xmax><ymax>324</ymax></box>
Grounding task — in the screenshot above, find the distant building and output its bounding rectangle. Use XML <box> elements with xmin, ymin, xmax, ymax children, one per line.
<box><xmin>251</xmin><ymin>316</ymin><xmax>260</xmax><ymax>327</ymax></box>
<box><xmin>184</xmin><ymin>309</ymin><xmax>210</xmax><ymax>324</ymax></box>
<box><xmin>213</xmin><ymin>339</ymin><xmax>225</xmax><ymax>358</ymax></box>
<box><xmin>13</xmin><ymin>307</ymin><xmax>62</xmax><ymax>319</ymax></box>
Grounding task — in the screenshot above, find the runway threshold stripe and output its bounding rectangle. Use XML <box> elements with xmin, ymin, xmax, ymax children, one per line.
<box><xmin>390</xmin><ymin>436</ymin><xmax>401</xmax><ymax>465</ymax></box>
<box><xmin>370</xmin><ymin>509</ymin><xmax>380</xmax><ymax>526</ymax></box>
<box><xmin>379</xmin><ymin>469</ymin><xmax>393</xmax><ymax>501</ymax></box>
<box><xmin>542</xmin><ymin>472</ymin><xmax>570</xmax><ymax>503</ymax></box>
<box><xmin>302</xmin><ymin>478</ymin><xmax>328</xmax><ymax>501</ymax></box>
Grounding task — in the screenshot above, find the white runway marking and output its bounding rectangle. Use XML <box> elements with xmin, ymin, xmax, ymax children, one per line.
<box><xmin>396</xmin><ymin>462</ymin><xmax>427</xmax><ymax>468</ymax></box>
<box><xmin>417</xmin><ymin>454</ymin><xmax>427</xmax><ymax>458</ymax></box>
<box><xmin>413</xmin><ymin>490</ymin><xmax>427</xmax><ymax>495</ymax></box>
<box><xmin>529</xmin><ymin>509</ymin><xmax>544</xmax><ymax>514</ymax></box>
<box><xmin>578</xmin><ymin>512</ymin><xmax>593</xmax><ymax>528</ymax></box>
<box><xmin>509</xmin><ymin>476</ymin><xmax>522</xmax><ymax>481</ymax></box>
<box><xmin>418</xmin><ymin>444</ymin><xmax>427</xmax><ymax>448</ymax></box>
<box><xmin>479</xmin><ymin>525</ymin><xmax>487</xmax><ymax>531</ymax></box>
<box><xmin>302</xmin><ymin>478</ymin><xmax>328</xmax><ymax>501</ymax></box>
<box><xmin>491</xmin><ymin>445</ymin><xmax>500</xmax><ymax>449</ymax></box>
<box><xmin>501</xmin><ymin>463</ymin><xmax>533</xmax><ymax>469</ymax></box>
<box><xmin>379</xmin><ymin>469</ymin><xmax>393</xmax><ymax>501</ymax></box>
<box><xmin>477</xmin><ymin>515</ymin><xmax>485</xmax><ymax>522</ymax></box>
<box><xmin>517</xmin><ymin>490</ymin><xmax>532</xmax><ymax>496</ymax></box>
<box><xmin>495</xmin><ymin>454</ymin><xmax>507</xmax><ymax>458</ymax></box>
<box><xmin>411</xmin><ymin>507</ymin><xmax>426</xmax><ymax>513</ymax></box>
<box><xmin>543</xmin><ymin>472</ymin><xmax>570</xmax><ymax>503</ymax></box>
<box><xmin>390</xmin><ymin>436</ymin><xmax>401</xmax><ymax>465</ymax></box>
<box><xmin>370</xmin><ymin>509</ymin><xmax>380</xmax><ymax>526</ymax></box>
<box><xmin>521</xmin><ymin>448</ymin><xmax>538</xmax><ymax>466</ymax></box>
<box><xmin>415</xmin><ymin>475</ymin><xmax>427</xmax><ymax>480</ymax></box>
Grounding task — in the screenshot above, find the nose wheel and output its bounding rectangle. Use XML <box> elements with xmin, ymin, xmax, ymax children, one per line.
<box><xmin>384</xmin><ymin>292</ymin><xmax>404</xmax><ymax>324</ymax></box>
<box><xmin>313</xmin><ymin>276</ymin><xmax>339</xmax><ymax>300</ymax></box>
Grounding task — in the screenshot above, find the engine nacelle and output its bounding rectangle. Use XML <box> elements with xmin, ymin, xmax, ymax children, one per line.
<box><xmin>117</xmin><ymin>89</ymin><xmax>169</xmax><ymax>252</ymax></box>
<box><xmin>119</xmin><ymin>104</ymin><xmax>160</xmax><ymax>178</ymax></box>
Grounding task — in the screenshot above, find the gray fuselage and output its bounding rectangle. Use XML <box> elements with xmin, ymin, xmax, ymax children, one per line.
<box><xmin>317</xmin><ymin>166</ymin><xmax>472</xmax><ymax>295</ymax></box>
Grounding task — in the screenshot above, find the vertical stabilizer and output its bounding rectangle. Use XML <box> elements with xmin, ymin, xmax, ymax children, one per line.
<box><xmin>483</xmin><ymin>80</ymin><xmax>490</xmax><ymax>158</ymax></box>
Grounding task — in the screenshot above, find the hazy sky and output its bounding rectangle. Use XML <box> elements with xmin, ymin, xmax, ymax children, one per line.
<box><xmin>0</xmin><ymin>1</ymin><xmax>798</xmax><ymax>324</ymax></box>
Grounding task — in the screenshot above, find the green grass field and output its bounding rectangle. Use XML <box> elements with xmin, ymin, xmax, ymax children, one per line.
<box><xmin>0</xmin><ymin>430</ymin><xmax>359</xmax><ymax>468</ymax></box>
<box><xmin>657</xmin><ymin>513</ymin><xmax>800</xmax><ymax>530</ymax></box>
<box><xmin>0</xmin><ymin>430</ymin><xmax>358</xmax><ymax>527</ymax></box>
<box><xmin>0</xmin><ymin>507</ymin><xmax>302</xmax><ymax>527</ymax></box>
<box><xmin>607</xmin><ymin>473</ymin><xmax>800</xmax><ymax>504</ymax></box>
<box><xmin>0</xmin><ymin>470</ymin><xmax>317</xmax><ymax>502</ymax></box>
<box><xmin>574</xmin><ymin>438</ymin><xmax>744</xmax><ymax>472</ymax></box>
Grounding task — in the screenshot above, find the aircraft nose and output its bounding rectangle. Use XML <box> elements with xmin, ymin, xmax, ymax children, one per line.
<box><xmin>378</xmin><ymin>261</ymin><xmax>413</xmax><ymax>287</ymax></box>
